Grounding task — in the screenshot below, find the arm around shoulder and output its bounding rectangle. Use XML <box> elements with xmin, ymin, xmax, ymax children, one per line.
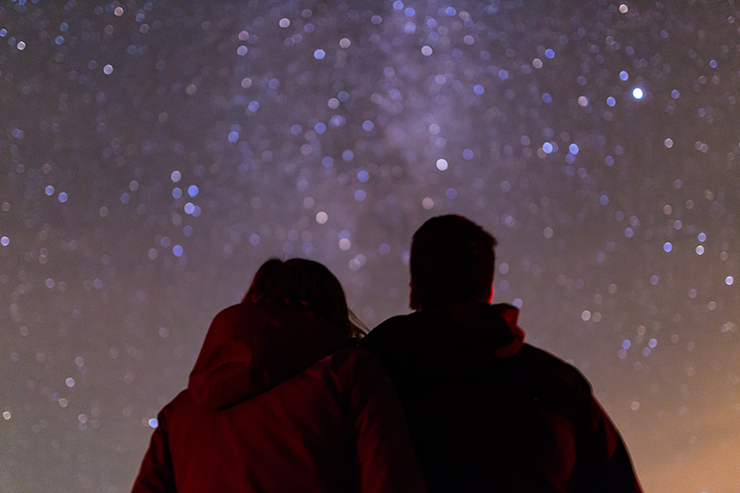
<box><xmin>348</xmin><ymin>349</ymin><xmax>427</xmax><ymax>493</ymax></box>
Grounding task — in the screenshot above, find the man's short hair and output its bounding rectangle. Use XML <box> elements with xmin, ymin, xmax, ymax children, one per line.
<box><xmin>410</xmin><ymin>215</ymin><xmax>497</xmax><ymax>310</ymax></box>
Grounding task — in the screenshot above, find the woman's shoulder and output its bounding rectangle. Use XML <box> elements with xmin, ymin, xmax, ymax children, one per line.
<box><xmin>153</xmin><ymin>389</ymin><xmax>199</xmax><ymax>425</ymax></box>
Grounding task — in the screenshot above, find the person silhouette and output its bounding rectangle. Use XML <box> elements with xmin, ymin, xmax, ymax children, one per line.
<box><xmin>361</xmin><ymin>215</ymin><xmax>642</xmax><ymax>492</ymax></box>
<box><xmin>133</xmin><ymin>258</ymin><xmax>426</xmax><ymax>493</ymax></box>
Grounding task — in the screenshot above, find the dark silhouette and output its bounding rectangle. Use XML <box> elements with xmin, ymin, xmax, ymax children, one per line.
<box><xmin>361</xmin><ymin>215</ymin><xmax>642</xmax><ymax>492</ymax></box>
<box><xmin>133</xmin><ymin>258</ymin><xmax>426</xmax><ymax>493</ymax></box>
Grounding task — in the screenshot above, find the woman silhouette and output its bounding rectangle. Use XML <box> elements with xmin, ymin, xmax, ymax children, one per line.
<box><xmin>133</xmin><ymin>258</ymin><xmax>425</xmax><ymax>493</ymax></box>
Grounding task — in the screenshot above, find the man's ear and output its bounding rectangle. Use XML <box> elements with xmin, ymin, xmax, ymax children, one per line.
<box><xmin>409</xmin><ymin>282</ymin><xmax>421</xmax><ymax>312</ymax></box>
<box><xmin>488</xmin><ymin>282</ymin><xmax>494</xmax><ymax>303</ymax></box>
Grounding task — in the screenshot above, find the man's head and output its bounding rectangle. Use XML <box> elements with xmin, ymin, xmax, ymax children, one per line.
<box><xmin>409</xmin><ymin>214</ymin><xmax>497</xmax><ymax>311</ymax></box>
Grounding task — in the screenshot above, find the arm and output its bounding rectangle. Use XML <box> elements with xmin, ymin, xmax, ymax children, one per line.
<box><xmin>579</xmin><ymin>396</ymin><xmax>643</xmax><ymax>493</ymax></box>
<box><xmin>349</xmin><ymin>350</ymin><xmax>427</xmax><ymax>493</ymax></box>
<box><xmin>131</xmin><ymin>413</ymin><xmax>177</xmax><ymax>493</ymax></box>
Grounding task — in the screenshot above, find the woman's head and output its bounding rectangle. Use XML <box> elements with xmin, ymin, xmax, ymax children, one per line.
<box><xmin>243</xmin><ymin>258</ymin><xmax>364</xmax><ymax>338</ymax></box>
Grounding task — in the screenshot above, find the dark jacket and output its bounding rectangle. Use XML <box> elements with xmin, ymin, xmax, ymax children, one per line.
<box><xmin>360</xmin><ymin>302</ymin><xmax>642</xmax><ymax>492</ymax></box>
<box><xmin>132</xmin><ymin>302</ymin><xmax>426</xmax><ymax>493</ymax></box>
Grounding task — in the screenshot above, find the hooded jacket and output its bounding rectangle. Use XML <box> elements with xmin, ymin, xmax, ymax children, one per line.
<box><xmin>132</xmin><ymin>302</ymin><xmax>426</xmax><ymax>493</ymax></box>
<box><xmin>360</xmin><ymin>303</ymin><xmax>642</xmax><ymax>493</ymax></box>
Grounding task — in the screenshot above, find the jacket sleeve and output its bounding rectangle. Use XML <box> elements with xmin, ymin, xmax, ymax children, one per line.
<box><xmin>348</xmin><ymin>350</ymin><xmax>427</xmax><ymax>493</ymax></box>
<box><xmin>131</xmin><ymin>412</ymin><xmax>177</xmax><ymax>493</ymax></box>
<box><xmin>578</xmin><ymin>395</ymin><xmax>643</xmax><ymax>493</ymax></box>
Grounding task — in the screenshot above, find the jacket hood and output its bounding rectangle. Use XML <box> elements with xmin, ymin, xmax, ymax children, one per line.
<box><xmin>188</xmin><ymin>302</ymin><xmax>348</xmax><ymax>411</ymax></box>
<box><xmin>401</xmin><ymin>303</ymin><xmax>525</xmax><ymax>374</ymax></box>
<box><xmin>440</xmin><ymin>302</ymin><xmax>524</xmax><ymax>357</ymax></box>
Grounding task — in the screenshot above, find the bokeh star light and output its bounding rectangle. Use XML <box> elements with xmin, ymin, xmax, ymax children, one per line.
<box><xmin>0</xmin><ymin>1</ymin><xmax>738</xmax><ymax>492</ymax></box>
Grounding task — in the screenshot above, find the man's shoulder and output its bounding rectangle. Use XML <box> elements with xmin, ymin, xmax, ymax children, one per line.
<box><xmin>374</xmin><ymin>311</ymin><xmax>430</xmax><ymax>330</ymax></box>
<box><xmin>323</xmin><ymin>345</ymin><xmax>388</xmax><ymax>374</ymax></box>
<box><xmin>360</xmin><ymin>312</ymin><xmax>429</xmax><ymax>349</ymax></box>
<box><xmin>515</xmin><ymin>343</ymin><xmax>592</xmax><ymax>393</ymax></box>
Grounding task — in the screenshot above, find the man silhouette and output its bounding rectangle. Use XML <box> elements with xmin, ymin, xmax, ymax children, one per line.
<box><xmin>361</xmin><ymin>215</ymin><xmax>642</xmax><ymax>492</ymax></box>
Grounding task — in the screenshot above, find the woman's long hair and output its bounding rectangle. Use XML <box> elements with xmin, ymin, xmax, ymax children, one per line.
<box><xmin>243</xmin><ymin>258</ymin><xmax>366</xmax><ymax>338</ymax></box>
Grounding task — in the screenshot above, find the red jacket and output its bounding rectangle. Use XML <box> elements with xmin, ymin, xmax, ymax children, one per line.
<box><xmin>132</xmin><ymin>303</ymin><xmax>426</xmax><ymax>493</ymax></box>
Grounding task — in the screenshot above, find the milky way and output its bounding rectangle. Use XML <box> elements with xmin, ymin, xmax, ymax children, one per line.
<box><xmin>0</xmin><ymin>1</ymin><xmax>738</xmax><ymax>491</ymax></box>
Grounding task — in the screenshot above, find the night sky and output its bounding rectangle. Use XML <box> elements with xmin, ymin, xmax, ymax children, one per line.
<box><xmin>1</xmin><ymin>1</ymin><xmax>739</xmax><ymax>491</ymax></box>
